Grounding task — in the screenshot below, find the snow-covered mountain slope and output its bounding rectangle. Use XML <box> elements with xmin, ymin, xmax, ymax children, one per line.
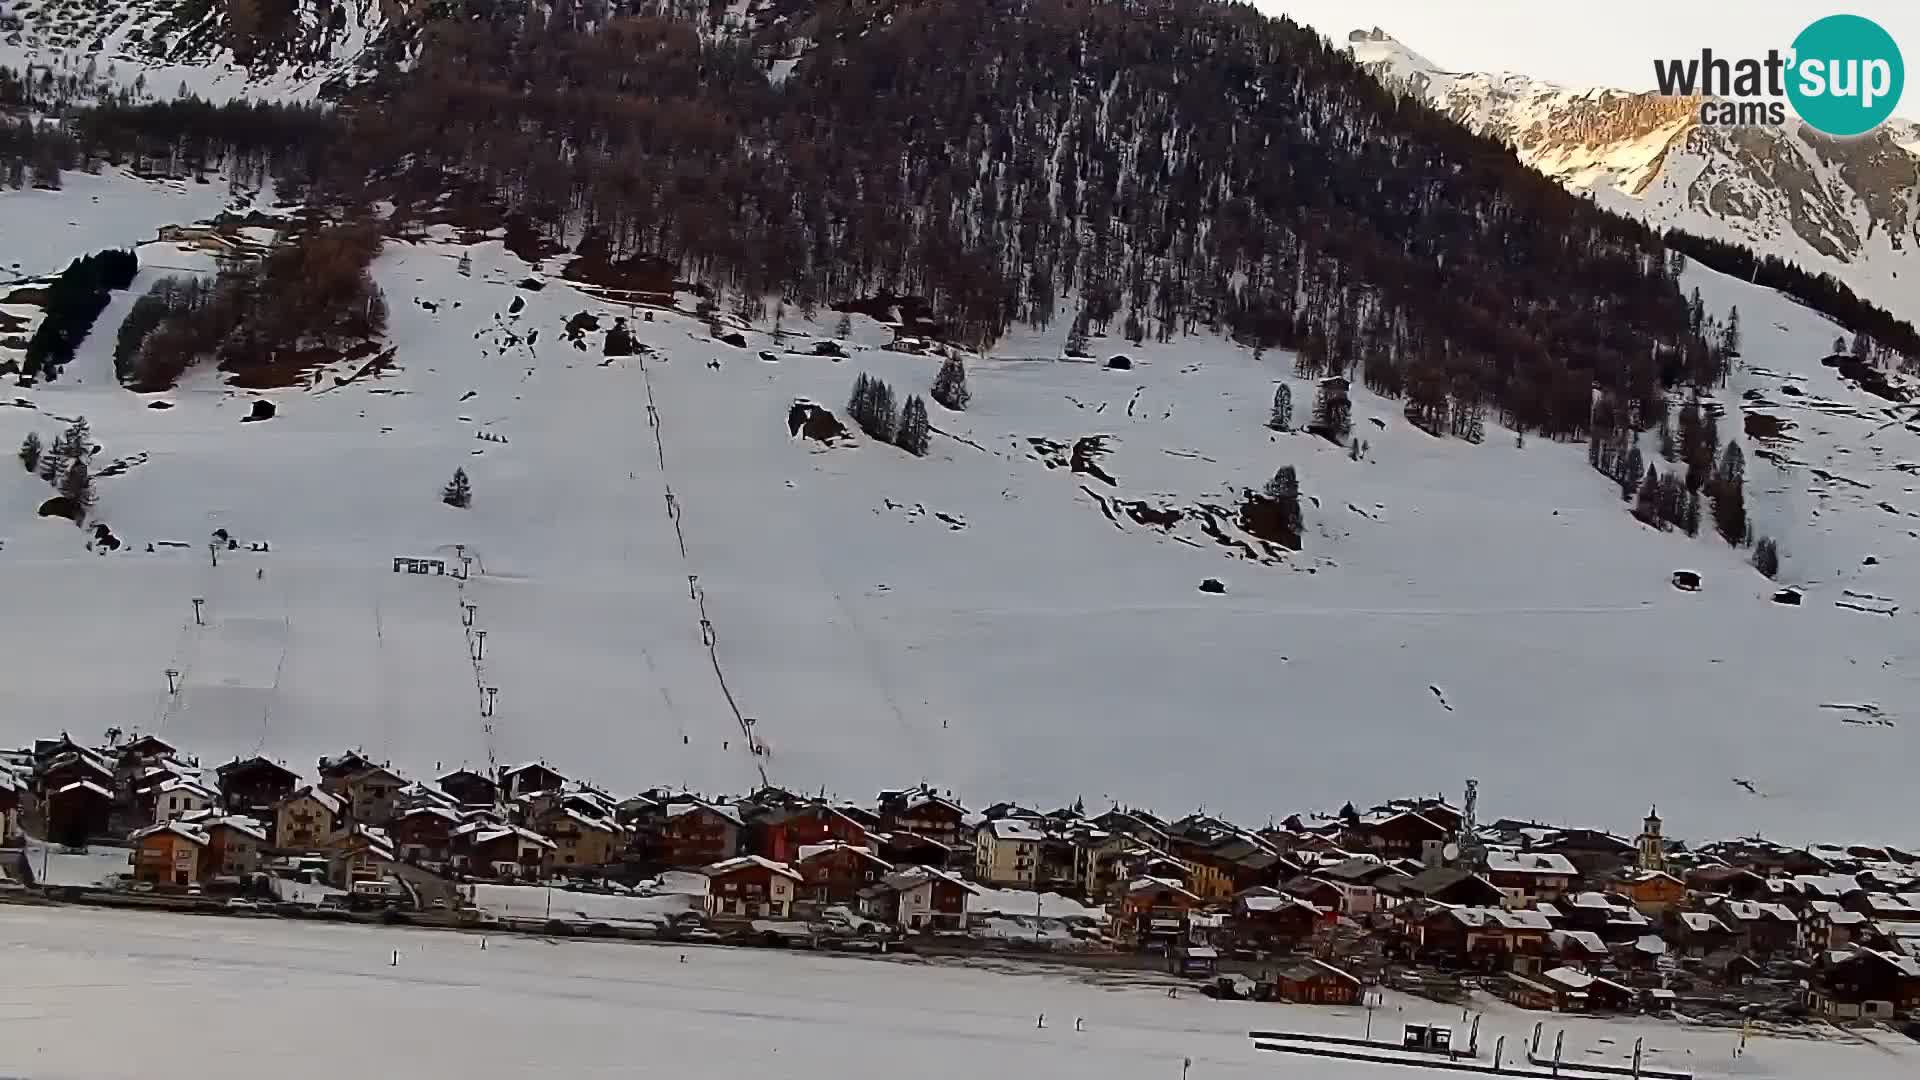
<box><xmin>1347</xmin><ymin>28</ymin><xmax>1920</xmax><ymax>327</ymax></box>
<box><xmin>2</xmin><ymin>174</ymin><xmax>1917</xmax><ymax>844</ymax></box>
<box><xmin>0</xmin><ymin>0</ymin><xmax>395</xmax><ymax>103</ymax></box>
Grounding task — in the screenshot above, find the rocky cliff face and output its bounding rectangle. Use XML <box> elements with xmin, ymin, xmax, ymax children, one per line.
<box><xmin>1348</xmin><ymin>28</ymin><xmax>1920</xmax><ymax>324</ymax></box>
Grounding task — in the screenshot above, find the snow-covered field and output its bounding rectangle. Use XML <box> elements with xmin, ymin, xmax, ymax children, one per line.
<box><xmin>1</xmin><ymin>172</ymin><xmax>1917</xmax><ymax>846</ymax></box>
<box><xmin>467</xmin><ymin>881</ymin><xmax>703</xmax><ymax>928</ymax></box>
<box><xmin>1</xmin><ymin>905</ymin><xmax>1915</xmax><ymax>1079</ymax></box>
<box><xmin>18</xmin><ymin>838</ymin><xmax>132</xmax><ymax>888</ymax></box>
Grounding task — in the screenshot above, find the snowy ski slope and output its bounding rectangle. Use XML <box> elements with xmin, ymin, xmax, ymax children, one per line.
<box><xmin>1</xmin><ymin>173</ymin><xmax>1916</xmax><ymax>845</ymax></box>
<box><xmin>5</xmin><ymin>904</ymin><xmax>1918</xmax><ymax>1080</ymax></box>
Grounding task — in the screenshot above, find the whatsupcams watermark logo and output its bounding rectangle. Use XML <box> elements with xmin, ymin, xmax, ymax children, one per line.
<box><xmin>1652</xmin><ymin>14</ymin><xmax>1905</xmax><ymax>136</ymax></box>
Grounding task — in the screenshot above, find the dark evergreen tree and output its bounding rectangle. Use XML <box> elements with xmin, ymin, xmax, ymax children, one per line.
<box><xmin>18</xmin><ymin>431</ymin><xmax>41</xmax><ymax>473</ymax></box>
<box><xmin>1724</xmin><ymin>306</ymin><xmax>1741</xmax><ymax>355</ymax></box>
<box><xmin>1268</xmin><ymin>384</ymin><xmax>1292</xmax><ymax>432</ymax></box>
<box><xmin>1065</xmin><ymin>310</ymin><xmax>1090</xmax><ymax>358</ymax></box>
<box><xmin>59</xmin><ymin>457</ymin><xmax>94</xmax><ymax>522</ymax></box>
<box><xmin>1681</xmin><ymin>486</ymin><xmax>1702</xmax><ymax>537</ymax></box>
<box><xmin>1261</xmin><ymin>465</ymin><xmax>1304</xmax><ymax>542</ymax></box>
<box><xmin>1710</xmin><ymin>441</ymin><xmax>1747</xmax><ymax>546</ymax></box>
<box><xmin>1622</xmin><ymin>445</ymin><xmax>1643</xmax><ymax>501</ymax></box>
<box><xmin>848</xmin><ymin>373</ymin><xmax>899</xmax><ymax>441</ymax></box>
<box><xmin>895</xmin><ymin>395</ymin><xmax>931</xmax><ymax>456</ymax></box>
<box><xmin>930</xmin><ymin>355</ymin><xmax>970</xmax><ymax>411</ymax></box>
<box><xmin>835</xmin><ymin>313</ymin><xmax>852</xmax><ymax>340</ymax></box>
<box><xmin>1309</xmin><ymin>382</ymin><xmax>1351</xmax><ymax>444</ymax></box>
<box><xmin>1753</xmin><ymin>536</ymin><xmax>1780</xmax><ymax>578</ymax></box>
<box><xmin>442</xmin><ymin>467</ymin><xmax>472</xmax><ymax>508</ymax></box>
<box><xmin>1633</xmin><ymin>466</ymin><xmax>1662</xmax><ymax>525</ymax></box>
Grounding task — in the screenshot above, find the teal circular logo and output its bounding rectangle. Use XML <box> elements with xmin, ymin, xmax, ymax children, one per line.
<box><xmin>1788</xmin><ymin>15</ymin><xmax>1904</xmax><ymax>137</ymax></box>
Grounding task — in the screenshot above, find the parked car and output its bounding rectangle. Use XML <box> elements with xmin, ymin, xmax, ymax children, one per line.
<box><xmin>131</xmin><ymin>881</ymin><xmax>156</xmax><ymax>894</ymax></box>
<box><xmin>224</xmin><ymin>899</ymin><xmax>259</xmax><ymax>912</ymax></box>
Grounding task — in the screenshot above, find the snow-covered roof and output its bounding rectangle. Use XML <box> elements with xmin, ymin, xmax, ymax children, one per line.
<box><xmin>1282</xmin><ymin>958</ymin><xmax>1362</xmax><ymax>985</ymax></box>
<box><xmin>1485</xmin><ymin>850</ymin><xmax>1577</xmax><ymax>877</ymax></box>
<box><xmin>1542</xmin><ymin>966</ymin><xmax>1595</xmax><ymax>990</ymax></box>
<box><xmin>54</xmin><ymin>779</ymin><xmax>113</xmax><ymax>799</ymax></box>
<box><xmin>1790</xmin><ymin>874</ymin><xmax>1863</xmax><ymax>897</ymax></box>
<box><xmin>1128</xmin><ymin>876</ymin><xmax>1201</xmax><ymax>902</ymax></box>
<box><xmin>796</xmin><ymin>842</ymin><xmax>890</xmax><ymax>868</ymax></box>
<box><xmin>503</xmin><ymin>760</ymin><xmax>566</xmax><ymax>779</ymax></box>
<box><xmin>1718</xmin><ymin>900</ymin><xmax>1797</xmax><ymax>923</ymax></box>
<box><xmin>181</xmin><ymin>811</ymin><xmax>270</xmax><ymax>843</ymax></box>
<box><xmin>1864</xmin><ymin>893</ymin><xmax>1918</xmax><ymax>916</ymax></box>
<box><xmin>705</xmin><ymin>855</ymin><xmax>802</xmax><ymax>882</ymax></box>
<box><xmin>1859</xmin><ymin>949</ymin><xmax>1920</xmax><ymax>977</ymax></box>
<box><xmin>982</xmin><ymin>818</ymin><xmax>1045</xmax><ymax>842</ymax></box>
<box><xmin>880</xmin><ymin>865</ymin><xmax>978</xmax><ymax>895</ymax></box>
<box><xmin>287</xmin><ymin>786</ymin><xmax>343</xmax><ymax>815</ymax></box>
<box><xmin>555</xmin><ymin>807</ymin><xmax>619</xmax><ymax>834</ymax></box>
<box><xmin>153</xmin><ymin>777</ymin><xmax>216</xmax><ymax>800</ymax></box>
<box><xmin>1451</xmin><ymin>907</ymin><xmax>1552</xmax><ymax>931</ymax></box>
<box><xmin>666</xmin><ymin>801</ymin><xmax>743</xmax><ymax>827</ymax></box>
<box><xmin>132</xmin><ymin>821</ymin><xmax>209</xmax><ymax>846</ymax></box>
<box><xmin>1550</xmin><ymin>929</ymin><xmax>1609</xmax><ymax>954</ymax></box>
<box><xmin>1615</xmin><ymin>869</ymin><xmax>1683</xmax><ymax>886</ymax></box>
<box><xmin>1680</xmin><ymin>912</ymin><xmax>1732</xmax><ymax>934</ymax></box>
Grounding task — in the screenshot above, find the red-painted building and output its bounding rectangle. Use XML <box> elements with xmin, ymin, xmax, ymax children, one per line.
<box><xmin>655</xmin><ymin>802</ymin><xmax>741</xmax><ymax>867</ymax></box>
<box><xmin>795</xmin><ymin>842</ymin><xmax>893</xmax><ymax>905</ymax></box>
<box><xmin>878</xmin><ymin>787</ymin><xmax>970</xmax><ymax>849</ymax></box>
<box><xmin>705</xmin><ymin>856</ymin><xmax>801</xmax><ymax>920</ymax></box>
<box><xmin>760</xmin><ymin>804</ymin><xmax>874</xmax><ymax>862</ymax></box>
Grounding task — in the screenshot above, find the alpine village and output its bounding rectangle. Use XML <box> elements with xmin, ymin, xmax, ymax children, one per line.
<box><xmin>3</xmin><ymin>732</ymin><xmax>1917</xmax><ymax>1031</ymax></box>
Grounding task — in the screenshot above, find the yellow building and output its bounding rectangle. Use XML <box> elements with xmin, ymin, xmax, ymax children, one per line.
<box><xmin>275</xmin><ymin>787</ymin><xmax>343</xmax><ymax>850</ymax></box>
<box><xmin>973</xmin><ymin>818</ymin><xmax>1043</xmax><ymax>886</ymax></box>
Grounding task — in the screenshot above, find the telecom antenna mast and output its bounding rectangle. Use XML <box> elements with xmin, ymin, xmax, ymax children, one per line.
<box><xmin>1456</xmin><ymin>778</ymin><xmax>1487</xmax><ymax>871</ymax></box>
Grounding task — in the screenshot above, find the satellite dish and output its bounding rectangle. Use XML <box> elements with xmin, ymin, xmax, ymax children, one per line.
<box><xmin>1442</xmin><ymin>843</ymin><xmax>1461</xmax><ymax>862</ymax></box>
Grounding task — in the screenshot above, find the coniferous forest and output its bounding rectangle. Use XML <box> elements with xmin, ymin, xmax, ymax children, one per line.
<box><xmin>2</xmin><ymin>0</ymin><xmax>1915</xmax><ymax>446</ymax></box>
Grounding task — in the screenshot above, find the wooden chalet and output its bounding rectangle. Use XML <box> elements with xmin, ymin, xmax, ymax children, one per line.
<box><xmin>215</xmin><ymin>756</ymin><xmax>300</xmax><ymax>818</ymax></box>
<box><xmin>860</xmin><ymin>865</ymin><xmax>977</xmax><ymax>931</ymax></box>
<box><xmin>436</xmin><ymin>768</ymin><xmax>500</xmax><ymax>808</ymax></box>
<box><xmin>1275</xmin><ymin>958</ymin><xmax>1363</xmax><ymax>1005</ymax></box>
<box><xmin>704</xmin><ymin>855</ymin><xmax>802</xmax><ymax>920</ymax></box>
<box><xmin>1807</xmin><ymin>950</ymin><xmax>1920</xmax><ymax>1021</ymax></box>
<box><xmin>794</xmin><ymin>841</ymin><xmax>893</xmax><ymax>906</ymax></box>
<box><xmin>877</xmin><ymin>786</ymin><xmax>970</xmax><ymax>848</ymax></box>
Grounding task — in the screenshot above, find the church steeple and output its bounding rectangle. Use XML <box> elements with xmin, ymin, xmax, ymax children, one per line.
<box><xmin>1635</xmin><ymin>805</ymin><xmax>1666</xmax><ymax>872</ymax></box>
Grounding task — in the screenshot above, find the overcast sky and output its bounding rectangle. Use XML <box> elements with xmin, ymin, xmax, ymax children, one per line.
<box><xmin>1260</xmin><ymin>1</ymin><xmax>1917</xmax><ymax>98</ymax></box>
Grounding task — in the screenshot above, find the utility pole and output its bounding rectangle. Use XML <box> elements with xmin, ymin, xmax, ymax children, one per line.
<box><xmin>482</xmin><ymin>687</ymin><xmax>498</xmax><ymax>717</ymax></box>
<box><xmin>462</xmin><ymin>602</ymin><xmax>476</xmax><ymax>627</ymax></box>
<box><xmin>165</xmin><ymin>669</ymin><xmax>180</xmax><ymax>694</ymax></box>
<box><xmin>191</xmin><ymin>598</ymin><xmax>205</xmax><ymax>626</ymax></box>
<box><xmin>473</xmin><ymin>630</ymin><xmax>487</xmax><ymax>660</ymax></box>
